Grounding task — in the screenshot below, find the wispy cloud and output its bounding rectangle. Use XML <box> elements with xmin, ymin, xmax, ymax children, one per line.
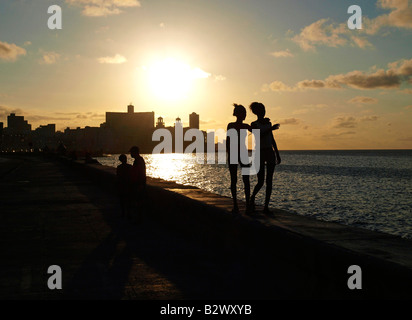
<box><xmin>279</xmin><ymin>118</ymin><xmax>301</xmax><ymax>125</ymax></box>
<box><xmin>0</xmin><ymin>41</ymin><xmax>26</xmax><ymax>62</ymax></box>
<box><xmin>39</xmin><ymin>51</ymin><xmax>61</xmax><ymax>65</ymax></box>
<box><xmin>98</xmin><ymin>54</ymin><xmax>127</xmax><ymax>64</ymax></box>
<box><xmin>360</xmin><ymin>115</ymin><xmax>379</xmax><ymax>121</ymax></box>
<box><xmin>66</xmin><ymin>0</ymin><xmax>141</xmax><ymax>17</ymax></box>
<box><xmin>322</xmin><ymin>131</ymin><xmax>357</xmax><ymax>139</ymax></box>
<box><xmin>0</xmin><ymin>105</ymin><xmax>23</xmax><ymax>119</ymax></box>
<box><xmin>263</xmin><ymin>58</ymin><xmax>412</xmax><ymax>92</ymax></box>
<box><xmin>333</xmin><ymin>116</ymin><xmax>357</xmax><ymax>129</ymax></box>
<box><xmin>348</xmin><ymin>96</ymin><xmax>379</xmax><ymax>104</ymax></box>
<box><xmin>270</xmin><ymin>49</ymin><xmax>294</xmax><ymax>58</ymax></box>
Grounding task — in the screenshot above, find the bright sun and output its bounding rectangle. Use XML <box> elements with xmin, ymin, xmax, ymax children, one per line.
<box><xmin>145</xmin><ymin>58</ymin><xmax>210</xmax><ymax>101</ymax></box>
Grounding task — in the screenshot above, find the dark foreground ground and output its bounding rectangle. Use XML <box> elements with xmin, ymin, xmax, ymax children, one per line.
<box><xmin>0</xmin><ymin>156</ymin><xmax>301</xmax><ymax>300</ymax></box>
<box><xmin>2</xmin><ymin>155</ymin><xmax>412</xmax><ymax>300</ymax></box>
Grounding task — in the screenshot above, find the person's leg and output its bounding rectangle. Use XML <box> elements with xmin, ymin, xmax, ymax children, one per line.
<box><xmin>250</xmin><ymin>161</ymin><xmax>265</xmax><ymax>210</ymax></box>
<box><xmin>242</xmin><ymin>174</ymin><xmax>250</xmax><ymax>207</ymax></box>
<box><xmin>264</xmin><ymin>162</ymin><xmax>275</xmax><ymax>212</ymax></box>
<box><xmin>229</xmin><ymin>164</ymin><xmax>239</xmax><ymax>212</ymax></box>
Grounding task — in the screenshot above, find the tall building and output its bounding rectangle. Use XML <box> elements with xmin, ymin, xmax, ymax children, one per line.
<box><xmin>189</xmin><ymin>112</ymin><xmax>199</xmax><ymax>129</ymax></box>
<box><xmin>105</xmin><ymin>104</ymin><xmax>155</xmax><ymax>153</ymax></box>
<box><xmin>7</xmin><ymin>113</ymin><xmax>31</xmax><ymax>134</ymax></box>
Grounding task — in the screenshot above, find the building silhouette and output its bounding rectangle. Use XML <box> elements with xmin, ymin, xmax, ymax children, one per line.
<box><xmin>0</xmin><ymin>104</ymin><xmax>205</xmax><ymax>154</ymax></box>
<box><xmin>156</xmin><ymin>117</ymin><xmax>165</xmax><ymax>128</ymax></box>
<box><xmin>7</xmin><ymin>113</ymin><xmax>31</xmax><ymax>134</ymax></box>
<box><xmin>104</xmin><ymin>104</ymin><xmax>155</xmax><ymax>153</ymax></box>
<box><xmin>189</xmin><ymin>112</ymin><xmax>200</xmax><ymax>129</ymax></box>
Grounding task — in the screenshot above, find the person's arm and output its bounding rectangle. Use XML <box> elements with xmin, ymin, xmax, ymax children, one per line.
<box><xmin>271</xmin><ymin>123</ymin><xmax>280</xmax><ymax>131</ymax></box>
<box><xmin>257</xmin><ymin>119</ymin><xmax>280</xmax><ymax>135</ymax></box>
<box><xmin>142</xmin><ymin>160</ymin><xmax>147</xmax><ymax>185</ymax></box>
<box><xmin>226</xmin><ymin>124</ymin><xmax>231</xmax><ymax>155</ymax></box>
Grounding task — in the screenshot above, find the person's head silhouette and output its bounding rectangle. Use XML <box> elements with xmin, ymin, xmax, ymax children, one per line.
<box><xmin>119</xmin><ymin>154</ymin><xmax>127</xmax><ymax>164</ymax></box>
<box><xmin>130</xmin><ymin>146</ymin><xmax>140</xmax><ymax>159</ymax></box>
<box><xmin>233</xmin><ymin>103</ymin><xmax>246</xmax><ymax>121</ymax></box>
<box><xmin>249</xmin><ymin>102</ymin><xmax>266</xmax><ymax>119</ymax></box>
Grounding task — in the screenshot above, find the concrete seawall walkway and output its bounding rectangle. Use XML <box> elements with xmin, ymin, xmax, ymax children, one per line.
<box><xmin>1</xmin><ymin>155</ymin><xmax>412</xmax><ymax>299</ymax></box>
<box><xmin>0</xmin><ymin>156</ymin><xmax>305</xmax><ymax>299</ymax></box>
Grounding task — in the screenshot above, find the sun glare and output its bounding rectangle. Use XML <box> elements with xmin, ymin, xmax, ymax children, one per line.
<box><xmin>145</xmin><ymin>58</ymin><xmax>210</xmax><ymax>101</ymax></box>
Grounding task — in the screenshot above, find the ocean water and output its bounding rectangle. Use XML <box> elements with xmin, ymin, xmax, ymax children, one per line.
<box><xmin>97</xmin><ymin>150</ymin><xmax>412</xmax><ymax>239</ymax></box>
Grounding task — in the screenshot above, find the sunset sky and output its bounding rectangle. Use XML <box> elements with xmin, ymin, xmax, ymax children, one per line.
<box><xmin>0</xmin><ymin>0</ymin><xmax>411</xmax><ymax>149</ymax></box>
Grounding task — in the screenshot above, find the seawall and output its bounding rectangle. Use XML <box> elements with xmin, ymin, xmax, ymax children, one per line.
<box><xmin>59</xmin><ymin>156</ymin><xmax>412</xmax><ymax>298</ymax></box>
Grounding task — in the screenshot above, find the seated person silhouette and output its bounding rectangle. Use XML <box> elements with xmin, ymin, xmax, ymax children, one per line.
<box><xmin>116</xmin><ymin>154</ymin><xmax>133</xmax><ymax>218</ymax></box>
<box><xmin>85</xmin><ymin>152</ymin><xmax>101</xmax><ymax>164</ymax></box>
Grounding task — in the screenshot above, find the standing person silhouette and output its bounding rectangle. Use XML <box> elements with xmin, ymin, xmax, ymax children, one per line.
<box><xmin>226</xmin><ymin>103</ymin><xmax>280</xmax><ymax>215</ymax></box>
<box><xmin>130</xmin><ymin>146</ymin><xmax>146</xmax><ymax>222</ymax></box>
<box><xmin>116</xmin><ymin>154</ymin><xmax>133</xmax><ymax>218</ymax></box>
<box><xmin>227</xmin><ymin>104</ymin><xmax>251</xmax><ymax>214</ymax></box>
<box><xmin>249</xmin><ymin>102</ymin><xmax>281</xmax><ymax>215</ymax></box>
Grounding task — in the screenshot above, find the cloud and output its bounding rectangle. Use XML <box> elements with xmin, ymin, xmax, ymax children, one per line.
<box><xmin>270</xmin><ymin>49</ymin><xmax>294</xmax><ymax>58</ymax></box>
<box><xmin>292</xmin><ymin>19</ymin><xmax>348</xmax><ymax>51</ymax></box>
<box><xmin>292</xmin><ymin>1</ymin><xmax>412</xmax><ymax>51</ymax></box>
<box><xmin>261</xmin><ymin>80</ymin><xmax>296</xmax><ymax>92</ymax></box>
<box><xmin>326</xmin><ymin>58</ymin><xmax>412</xmax><ymax>89</ymax></box>
<box><xmin>351</xmin><ymin>36</ymin><xmax>373</xmax><ymax>49</ymax></box>
<box><xmin>40</xmin><ymin>51</ymin><xmax>60</xmax><ymax>65</ymax></box>
<box><xmin>66</xmin><ymin>0</ymin><xmax>141</xmax><ymax>17</ymax></box>
<box><xmin>76</xmin><ymin>113</ymin><xmax>104</xmax><ymax>119</ymax></box>
<box><xmin>0</xmin><ymin>41</ymin><xmax>26</xmax><ymax>61</ymax></box>
<box><xmin>348</xmin><ymin>96</ymin><xmax>379</xmax><ymax>104</ymax></box>
<box><xmin>322</xmin><ymin>131</ymin><xmax>357</xmax><ymax>139</ymax></box>
<box><xmin>279</xmin><ymin>118</ymin><xmax>301</xmax><ymax>125</ymax></box>
<box><xmin>333</xmin><ymin>116</ymin><xmax>357</xmax><ymax>129</ymax></box>
<box><xmin>327</xmin><ymin>70</ymin><xmax>399</xmax><ymax>89</ymax></box>
<box><xmin>297</xmin><ymin>79</ymin><xmax>338</xmax><ymax>89</ymax></box>
<box><xmin>98</xmin><ymin>54</ymin><xmax>127</xmax><ymax>64</ymax></box>
<box><xmin>27</xmin><ymin>115</ymin><xmax>72</xmax><ymax>122</ymax></box>
<box><xmin>264</xmin><ymin>58</ymin><xmax>412</xmax><ymax>92</ymax></box>
<box><xmin>360</xmin><ymin>116</ymin><xmax>379</xmax><ymax>121</ymax></box>
<box><xmin>0</xmin><ymin>105</ymin><xmax>24</xmax><ymax>119</ymax></box>
<box><xmin>0</xmin><ymin>106</ymin><xmax>73</xmax><ymax>122</ymax></box>
<box><xmin>364</xmin><ymin>0</ymin><xmax>412</xmax><ymax>34</ymax></box>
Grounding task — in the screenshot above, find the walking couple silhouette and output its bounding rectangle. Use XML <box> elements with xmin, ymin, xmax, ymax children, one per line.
<box><xmin>226</xmin><ymin>102</ymin><xmax>281</xmax><ymax>216</ymax></box>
